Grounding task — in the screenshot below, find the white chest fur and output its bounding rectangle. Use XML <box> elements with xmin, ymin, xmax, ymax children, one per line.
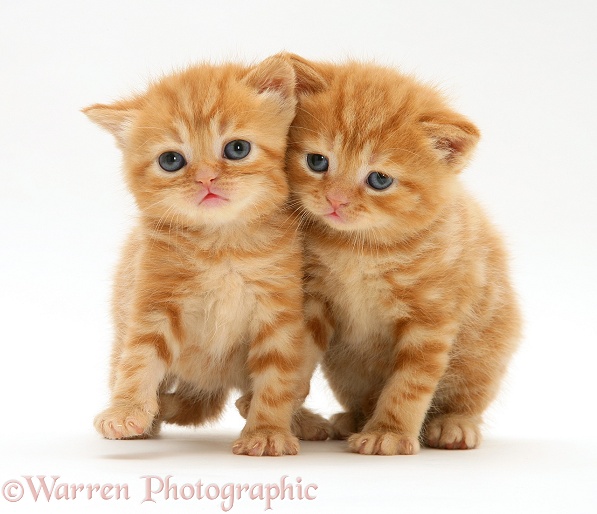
<box><xmin>186</xmin><ymin>262</ymin><xmax>254</xmax><ymax>356</ymax></box>
<box><xmin>168</xmin><ymin>259</ymin><xmax>256</xmax><ymax>390</ymax></box>
<box><xmin>317</xmin><ymin>247</ymin><xmax>410</xmax><ymax>347</ymax></box>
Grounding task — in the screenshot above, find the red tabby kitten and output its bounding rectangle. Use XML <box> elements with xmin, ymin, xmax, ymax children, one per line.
<box><xmin>84</xmin><ymin>56</ymin><xmax>323</xmax><ymax>456</ymax></box>
<box><xmin>284</xmin><ymin>54</ymin><xmax>521</xmax><ymax>455</ymax></box>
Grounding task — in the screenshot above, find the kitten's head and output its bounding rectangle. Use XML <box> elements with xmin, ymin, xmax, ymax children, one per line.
<box><xmin>284</xmin><ymin>55</ymin><xmax>480</xmax><ymax>241</ymax></box>
<box><xmin>83</xmin><ymin>56</ymin><xmax>296</xmax><ymax>228</ymax></box>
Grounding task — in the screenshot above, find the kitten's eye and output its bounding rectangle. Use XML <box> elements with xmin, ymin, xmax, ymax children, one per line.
<box><xmin>223</xmin><ymin>140</ymin><xmax>251</xmax><ymax>160</ymax></box>
<box><xmin>306</xmin><ymin>154</ymin><xmax>329</xmax><ymax>173</ymax></box>
<box><xmin>366</xmin><ymin>172</ymin><xmax>394</xmax><ymax>190</ymax></box>
<box><xmin>158</xmin><ymin>151</ymin><xmax>187</xmax><ymax>172</ymax></box>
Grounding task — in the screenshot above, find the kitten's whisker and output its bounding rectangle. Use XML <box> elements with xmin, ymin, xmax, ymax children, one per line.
<box><xmin>294</xmin><ymin>106</ymin><xmax>326</xmax><ymax>130</ymax></box>
<box><xmin>378</xmin><ymin>146</ymin><xmax>420</xmax><ymax>158</ymax></box>
<box><xmin>288</xmin><ymin>126</ymin><xmax>322</xmax><ymax>136</ymax></box>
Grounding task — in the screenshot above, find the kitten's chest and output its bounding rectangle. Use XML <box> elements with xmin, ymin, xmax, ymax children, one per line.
<box><xmin>180</xmin><ymin>257</ymin><xmax>256</xmax><ymax>357</ymax></box>
<box><xmin>315</xmin><ymin>249</ymin><xmax>410</xmax><ymax>343</ymax></box>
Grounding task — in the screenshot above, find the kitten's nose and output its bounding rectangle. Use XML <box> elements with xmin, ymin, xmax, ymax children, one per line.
<box><xmin>195</xmin><ymin>168</ymin><xmax>218</xmax><ymax>186</ymax></box>
<box><xmin>326</xmin><ymin>194</ymin><xmax>349</xmax><ymax>210</ymax></box>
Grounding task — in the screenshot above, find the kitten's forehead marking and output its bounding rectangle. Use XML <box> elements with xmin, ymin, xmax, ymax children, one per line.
<box><xmin>330</xmin><ymin>137</ymin><xmax>375</xmax><ymax>182</ymax></box>
<box><xmin>174</xmin><ymin>119</ymin><xmax>191</xmax><ymax>146</ymax></box>
<box><xmin>341</xmin><ymin>102</ymin><xmax>357</xmax><ymax>129</ymax></box>
<box><xmin>332</xmin><ymin>134</ymin><xmax>343</xmax><ymax>154</ymax></box>
<box><xmin>169</xmin><ymin>112</ymin><xmax>235</xmax><ymax>163</ymax></box>
<box><xmin>200</xmin><ymin>80</ymin><xmax>220</xmax><ymax>118</ymax></box>
<box><xmin>217</xmin><ymin>112</ymin><xmax>231</xmax><ymax>136</ymax></box>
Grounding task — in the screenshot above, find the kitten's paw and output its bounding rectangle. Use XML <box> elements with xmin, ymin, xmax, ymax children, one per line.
<box><xmin>348</xmin><ymin>430</ymin><xmax>420</xmax><ymax>455</ymax></box>
<box><xmin>329</xmin><ymin>411</ymin><xmax>358</xmax><ymax>440</ymax></box>
<box><xmin>232</xmin><ymin>429</ymin><xmax>299</xmax><ymax>457</ymax></box>
<box><xmin>424</xmin><ymin>415</ymin><xmax>481</xmax><ymax>449</ymax></box>
<box><xmin>292</xmin><ymin>408</ymin><xmax>332</xmax><ymax>441</ymax></box>
<box><xmin>94</xmin><ymin>405</ymin><xmax>156</xmax><ymax>440</ymax></box>
<box><xmin>234</xmin><ymin>393</ymin><xmax>252</xmax><ymax>419</ymax></box>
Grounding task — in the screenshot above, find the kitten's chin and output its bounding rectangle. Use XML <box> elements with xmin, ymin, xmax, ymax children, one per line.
<box><xmin>186</xmin><ymin>209</ymin><xmax>240</xmax><ymax>227</ymax></box>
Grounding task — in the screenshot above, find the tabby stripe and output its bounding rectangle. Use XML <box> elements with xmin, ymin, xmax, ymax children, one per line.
<box><xmin>307</xmin><ymin>317</ymin><xmax>331</xmax><ymax>351</ymax></box>
<box><xmin>257</xmin><ymin>389</ymin><xmax>296</xmax><ymax>408</ymax></box>
<box><xmin>130</xmin><ymin>333</ymin><xmax>172</xmax><ymax>366</ymax></box>
<box><xmin>393</xmin><ymin>341</ymin><xmax>450</xmax><ymax>376</ymax></box>
<box><xmin>251</xmin><ymin>311</ymin><xmax>301</xmax><ymax>348</ymax></box>
<box><xmin>247</xmin><ymin>349</ymin><xmax>300</xmax><ymax>375</ymax></box>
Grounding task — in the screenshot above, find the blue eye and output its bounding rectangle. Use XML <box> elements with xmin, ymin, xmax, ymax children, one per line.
<box><xmin>158</xmin><ymin>151</ymin><xmax>186</xmax><ymax>172</ymax></box>
<box><xmin>366</xmin><ymin>172</ymin><xmax>394</xmax><ymax>190</ymax></box>
<box><xmin>223</xmin><ymin>140</ymin><xmax>251</xmax><ymax>160</ymax></box>
<box><xmin>306</xmin><ymin>154</ymin><xmax>329</xmax><ymax>172</ymax></box>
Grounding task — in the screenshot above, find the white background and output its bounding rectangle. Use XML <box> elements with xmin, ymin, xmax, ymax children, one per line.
<box><xmin>1</xmin><ymin>1</ymin><xmax>596</xmax><ymax>512</ymax></box>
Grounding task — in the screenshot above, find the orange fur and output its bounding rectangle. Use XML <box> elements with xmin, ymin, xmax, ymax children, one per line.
<box><xmin>284</xmin><ymin>54</ymin><xmax>521</xmax><ymax>455</ymax></box>
<box><xmin>84</xmin><ymin>56</ymin><xmax>326</xmax><ymax>456</ymax></box>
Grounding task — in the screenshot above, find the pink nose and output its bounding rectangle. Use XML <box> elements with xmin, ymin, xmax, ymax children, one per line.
<box><xmin>326</xmin><ymin>194</ymin><xmax>349</xmax><ymax>210</ymax></box>
<box><xmin>195</xmin><ymin>168</ymin><xmax>218</xmax><ymax>185</ymax></box>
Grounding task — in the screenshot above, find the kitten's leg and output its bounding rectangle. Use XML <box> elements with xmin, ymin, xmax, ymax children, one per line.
<box><xmin>326</xmin><ymin>372</ymin><xmax>371</xmax><ymax>439</ymax></box>
<box><xmin>422</xmin><ymin>365</ymin><xmax>485</xmax><ymax>450</ymax></box>
<box><xmin>423</xmin><ymin>307</ymin><xmax>520</xmax><ymax>450</ymax></box>
<box><xmin>292</xmin><ymin>407</ymin><xmax>331</xmax><ymax>441</ymax></box>
<box><xmin>94</xmin><ymin>332</ymin><xmax>171</xmax><ymax>439</ymax></box>
<box><xmin>96</xmin><ymin>280</ymin><xmax>180</xmax><ymax>440</ymax></box>
<box><xmin>236</xmin><ymin>393</ymin><xmax>331</xmax><ymax>441</ymax></box>
<box><xmin>348</xmin><ymin>321</ymin><xmax>456</xmax><ymax>455</ymax></box>
<box><xmin>289</xmin><ymin>294</ymin><xmax>334</xmax><ymax>441</ymax></box>
<box><xmin>126</xmin><ymin>377</ymin><xmax>176</xmax><ymax>438</ymax></box>
<box><xmin>322</xmin><ymin>337</ymin><xmax>374</xmax><ymax>440</ymax></box>
<box><xmin>329</xmin><ymin>411</ymin><xmax>363</xmax><ymax>440</ymax></box>
<box><xmin>233</xmin><ymin>296</ymin><xmax>310</xmax><ymax>456</ymax></box>
<box><xmin>159</xmin><ymin>387</ymin><xmax>228</xmax><ymax>427</ymax></box>
<box><xmin>235</xmin><ymin>392</ymin><xmax>252</xmax><ymax>419</ymax></box>
<box><xmin>235</xmin><ymin>292</ymin><xmax>333</xmax><ymax>447</ymax></box>
<box><xmin>96</xmin><ymin>234</ymin><xmax>178</xmax><ymax>439</ymax></box>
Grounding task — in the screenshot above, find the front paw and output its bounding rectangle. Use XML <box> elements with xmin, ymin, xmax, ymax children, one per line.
<box><xmin>424</xmin><ymin>415</ymin><xmax>481</xmax><ymax>450</ymax></box>
<box><xmin>94</xmin><ymin>405</ymin><xmax>156</xmax><ymax>440</ymax></box>
<box><xmin>348</xmin><ymin>429</ymin><xmax>420</xmax><ymax>455</ymax></box>
<box><xmin>232</xmin><ymin>429</ymin><xmax>299</xmax><ymax>457</ymax></box>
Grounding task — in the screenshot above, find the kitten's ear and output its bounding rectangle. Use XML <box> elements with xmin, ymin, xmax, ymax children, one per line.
<box><xmin>82</xmin><ymin>98</ymin><xmax>141</xmax><ymax>148</ymax></box>
<box><xmin>244</xmin><ymin>55</ymin><xmax>296</xmax><ymax>103</ymax></box>
<box><xmin>421</xmin><ymin>112</ymin><xmax>480</xmax><ymax>172</ymax></box>
<box><xmin>281</xmin><ymin>53</ymin><xmax>328</xmax><ymax>95</ymax></box>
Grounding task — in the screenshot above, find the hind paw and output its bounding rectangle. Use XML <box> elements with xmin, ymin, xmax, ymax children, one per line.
<box><xmin>292</xmin><ymin>407</ymin><xmax>332</xmax><ymax>441</ymax></box>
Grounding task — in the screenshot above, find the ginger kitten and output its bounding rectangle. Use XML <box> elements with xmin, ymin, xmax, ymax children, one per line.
<box><xmin>84</xmin><ymin>56</ymin><xmax>322</xmax><ymax>456</ymax></box>
<box><xmin>284</xmin><ymin>54</ymin><xmax>521</xmax><ymax>455</ymax></box>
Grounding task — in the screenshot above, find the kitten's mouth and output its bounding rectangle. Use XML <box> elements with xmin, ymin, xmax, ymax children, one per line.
<box><xmin>320</xmin><ymin>208</ymin><xmax>359</xmax><ymax>231</ymax></box>
<box><xmin>324</xmin><ymin>210</ymin><xmax>345</xmax><ymax>223</ymax></box>
<box><xmin>196</xmin><ymin>189</ymin><xmax>229</xmax><ymax>207</ymax></box>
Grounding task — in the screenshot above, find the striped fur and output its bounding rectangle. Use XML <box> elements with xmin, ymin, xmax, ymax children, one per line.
<box><xmin>284</xmin><ymin>54</ymin><xmax>521</xmax><ymax>455</ymax></box>
<box><xmin>84</xmin><ymin>56</ymin><xmax>325</xmax><ymax>456</ymax></box>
